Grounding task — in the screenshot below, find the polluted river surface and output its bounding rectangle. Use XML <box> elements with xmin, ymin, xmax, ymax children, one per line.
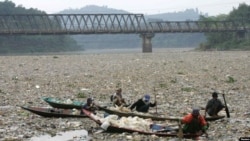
<box><xmin>29</xmin><ymin>129</ymin><xmax>90</xmax><ymax>141</ymax></box>
<box><xmin>0</xmin><ymin>50</ymin><xmax>250</xmax><ymax>141</ymax></box>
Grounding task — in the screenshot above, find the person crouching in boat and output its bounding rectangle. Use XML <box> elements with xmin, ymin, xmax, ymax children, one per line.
<box><xmin>129</xmin><ymin>94</ymin><xmax>156</xmax><ymax>113</ymax></box>
<box><xmin>110</xmin><ymin>88</ymin><xmax>127</xmax><ymax>107</ymax></box>
<box><xmin>205</xmin><ymin>92</ymin><xmax>225</xmax><ymax>117</ymax></box>
<box><xmin>181</xmin><ymin>108</ymin><xmax>208</xmax><ymax>136</ymax></box>
<box><xmin>81</xmin><ymin>98</ymin><xmax>98</xmax><ymax>114</ymax></box>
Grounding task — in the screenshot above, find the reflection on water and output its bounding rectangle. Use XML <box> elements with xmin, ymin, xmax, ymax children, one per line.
<box><xmin>30</xmin><ymin>129</ymin><xmax>90</xmax><ymax>141</ymax></box>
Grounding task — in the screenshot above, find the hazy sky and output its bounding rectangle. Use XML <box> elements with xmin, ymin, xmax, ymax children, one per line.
<box><xmin>4</xmin><ymin>0</ymin><xmax>250</xmax><ymax>16</ymax></box>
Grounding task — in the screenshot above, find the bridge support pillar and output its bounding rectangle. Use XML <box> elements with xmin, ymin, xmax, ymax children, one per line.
<box><xmin>140</xmin><ymin>33</ymin><xmax>155</xmax><ymax>53</ymax></box>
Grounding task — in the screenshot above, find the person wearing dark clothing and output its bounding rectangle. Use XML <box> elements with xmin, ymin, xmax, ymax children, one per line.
<box><xmin>81</xmin><ymin>98</ymin><xmax>98</xmax><ymax>114</ymax></box>
<box><xmin>130</xmin><ymin>94</ymin><xmax>156</xmax><ymax>113</ymax></box>
<box><xmin>205</xmin><ymin>92</ymin><xmax>225</xmax><ymax>117</ymax></box>
<box><xmin>181</xmin><ymin>108</ymin><xmax>208</xmax><ymax>135</ymax></box>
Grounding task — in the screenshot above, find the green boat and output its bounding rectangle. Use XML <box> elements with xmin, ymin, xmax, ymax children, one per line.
<box><xmin>42</xmin><ymin>97</ymin><xmax>84</xmax><ymax>109</ymax></box>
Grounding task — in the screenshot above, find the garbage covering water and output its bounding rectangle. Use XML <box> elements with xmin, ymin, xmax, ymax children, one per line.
<box><xmin>30</xmin><ymin>129</ymin><xmax>90</xmax><ymax>141</ymax></box>
<box><xmin>0</xmin><ymin>49</ymin><xmax>250</xmax><ymax>140</ymax></box>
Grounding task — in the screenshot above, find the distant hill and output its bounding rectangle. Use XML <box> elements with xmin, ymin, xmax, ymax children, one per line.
<box><xmin>60</xmin><ymin>5</ymin><xmax>128</xmax><ymax>14</ymax></box>
<box><xmin>146</xmin><ymin>8</ymin><xmax>206</xmax><ymax>21</ymax></box>
<box><xmin>58</xmin><ymin>5</ymin><xmax>206</xmax><ymax>49</ymax></box>
<box><xmin>59</xmin><ymin>5</ymin><xmax>206</xmax><ymax>20</ymax></box>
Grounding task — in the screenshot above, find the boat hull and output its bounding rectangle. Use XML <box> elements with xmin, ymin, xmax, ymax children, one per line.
<box><xmin>21</xmin><ymin>106</ymin><xmax>87</xmax><ymax>118</ymax></box>
<box><xmin>98</xmin><ymin>106</ymin><xmax>225</xmax><ymax>121</ymax></box>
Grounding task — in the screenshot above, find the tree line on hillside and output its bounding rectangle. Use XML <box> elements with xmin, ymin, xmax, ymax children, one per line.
<box><xmin>197</xmin><ymin>3</ymin><xmax>250</xmax><ymax>51</ymax></box>
<box><xmin>0</xmin><ymin>0</ymin><xmax>81</xmax><ymax>54</ymax></box>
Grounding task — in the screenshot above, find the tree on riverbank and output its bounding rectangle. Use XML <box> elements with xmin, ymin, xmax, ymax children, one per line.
<box><xmin>0</xmin><ymin>0</ymin><xmax>82</xmax><ymax>54</ymax></box>
<box><xmin>197</xmin><ymin>3</ymin><xmax>250</xmax><ymax>51</ymax></box>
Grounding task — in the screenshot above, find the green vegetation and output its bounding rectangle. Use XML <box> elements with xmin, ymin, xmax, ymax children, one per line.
<box><xmin>0</xmin><ymin>89</ymin><xmax>6</xmax><ymax>94</ymax></box>
<box><xmin>19</xmin><ymin>111</ymin><xmax>30</xmax><ymax>117</ymax></box>
<box><xmin>181</xmin><ymin>87</ymin><xmax>195</xmax><ymax>92</ymax></box>
<box><xmin>177</xmin><ymin>72</ymin><xmax>184</xmax><ymax>75</ymax></box>
<box><xmin>159</xmin><ymin>83</ymin><xmax>168</xmax><ymax>88</ymax></box>
<box><xmin>0</xmin><ymin>0</ymin><xmax>82</xmax><ymax>54</ymax></box>
<box><xmin>170</xmin><ymin>78</ymin><xmax>177</xmax><ymax>84</ymax></box>
<box><xmin>226</xmin><ymin>76</ymin><xmax>236</xmax><ymax>83</ymax></box>
<box><xmin>77</xmin><ymin>92</ymin><xmax>87</xmax><ymax>98</ymax></box>
<box><xmin>197</xmin><ymin>3</ymin><xmax>250</xmax><ymax>51</ymax></box>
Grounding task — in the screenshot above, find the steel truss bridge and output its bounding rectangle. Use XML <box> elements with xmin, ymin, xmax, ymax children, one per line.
<box><xmin>0</xmin><ymin>14</ymin><xmax>249</xmax><ymax>52</ymax></box>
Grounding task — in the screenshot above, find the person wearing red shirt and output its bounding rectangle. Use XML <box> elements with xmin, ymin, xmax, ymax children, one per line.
<box><xmin>181</xmin><ymin>108</ymin><xmax>208</xmax><ymax>135</ymax></box>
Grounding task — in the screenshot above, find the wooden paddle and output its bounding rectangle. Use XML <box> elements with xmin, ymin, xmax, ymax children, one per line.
<box><xmin>222</xmin><ymin>93</ymin><xmax>230</xmax><ymax>118</ymax></box>
<box><xmin>154</xmin><ymin>87</ymin><xmax>158</xmax><ymax>114</ymax></box>
<box><xmin>177</xmin><ymin>119</ymin><xmax>183</xmax><ymax>138</ymax></box>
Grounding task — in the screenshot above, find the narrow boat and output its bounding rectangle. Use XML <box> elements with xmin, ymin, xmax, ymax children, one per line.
<box><xmin>21</xmin><ymin>106</ymin><xmax>87</xmax><ymax>118</ymax></box>
<box><xmin>98</xmin><ymin>106</ymin><xmax>225</xmax><ymax>121</ymax></box>
<box><xmin>42</xmin><ymin>97</ymin><xmax>84</xmax><ymax>109</ymax></box>
<box><xmin>82</xmin><ymin>109</ymin><xmax>203</xmax><ymax>138</ymax></box>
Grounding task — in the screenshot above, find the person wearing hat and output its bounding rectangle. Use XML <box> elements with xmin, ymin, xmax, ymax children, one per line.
<box><xmin>110</xmin><ymin>88</ymin><xmax>127</xmax><ymax>107</ymax></box>
<box><xmin>130</xmin><ymin>94</ymin><xmax>156</xmax><ymax>113</ymax></box>
<box><xmin>181</xmin><ymin>108</ymin><xmax>208</xmax><ymax>135</ymax></box>
<box><xmin>205</xmin><ymin>92</ymin><xmax>225</xmax><ymax>117</ymax></box>
<box><xmin>81</xmin><ymin>97</ymin><xmax>98</xmax><ymax>114</ymax></box>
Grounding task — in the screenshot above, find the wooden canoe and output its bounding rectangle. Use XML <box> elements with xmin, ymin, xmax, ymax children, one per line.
<box><xmin>42</xmin><ymin>97</ymin><xmax>84</xmax><ymax>109</ymax></box>
<box><xmin>83</xmin><ymin>109</ymin><xmax>202</xmax><ymax>138</ymax></box>
<box><xmin>21</xmin><ymin>106</ymin><xmax>87</xmax><ymax>118</ymax></box>
<box><xmin>98</xmin><ymin>106</ymin><xmax>225</xmax><ymax>121</ymax></box>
